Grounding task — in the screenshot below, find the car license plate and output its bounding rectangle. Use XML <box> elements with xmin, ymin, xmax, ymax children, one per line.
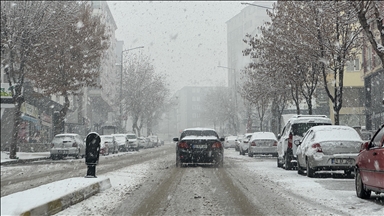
<box><xmin>332</xmin><ymin>158</ymin><xmax>353</xmax><ymax>164</ymax></box>
<box><xmin>194</xmin><ymin>145</ymin><xmax>206</xmax><ymax>149</ymax></box>
<box><xmin>58</xmin><ymin>150</ymin><xmax>68</xmax><ymax>154</ymax></box>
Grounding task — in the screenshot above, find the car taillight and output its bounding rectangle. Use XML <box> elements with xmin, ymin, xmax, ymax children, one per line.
<box><xmin>251</xmin><ymin>141</ymin><xmax>256</xmax><ymax>146</ymax></box>
<box><xmin>212</xmin><ymin>142</ymin><xmax>222</xmax><ymax>149</ymax></box>
<box><xmin>72</xmin><ymin>142</ymin><xmax>78</xmax><ymax>147</ymax></box>
<box><xmin>178</xmin><ymin>141</ymin><xmax>189</xmax><ymax>149</ymax></box>
<box><xmin>311</xmin><ymin>143</ymin><xmax>322</xmax><ymax>152</ymax></box>
<box><xmin>288</xmin><ymin>132</ymin><xmax>293</xmax><ymax>149</ymax></box>
<box><xmin>273</xmin><ymin>141</ymin><xmax>277</xmax><ymax>146</ymax></box>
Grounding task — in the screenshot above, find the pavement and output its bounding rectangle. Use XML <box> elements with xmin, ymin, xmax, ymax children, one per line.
<box><xmin>1</xmin><ymin>152</ymin><xmax>111</xmax><ymax>215</ymax></box>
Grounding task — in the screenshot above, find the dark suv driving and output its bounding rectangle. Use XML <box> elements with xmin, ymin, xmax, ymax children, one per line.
<box><xmin>173</xmin><ymin>128</ymin><xmax>224</xmax><ymax>167</ymax></box>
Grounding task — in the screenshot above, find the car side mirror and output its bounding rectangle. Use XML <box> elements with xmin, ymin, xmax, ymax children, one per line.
<box><xmin>244</xmin><ymin>140</ymin><xmax>249</xmax><ymax>143</ymax></box>
<box><xmin>360</xmin><ymin>141</ymin><xmax>369</xmax><ymax>152</ymax></box>
<box><xmin>220</xmin><ymin>137</ymin><xmax>225</xmax><ymax>141</ymax></box>
<box><xmin>294</xmin><ymin>140</ymin><xmax>301</xmax><ymax>146</ymax></box>
<box><xmin>173</xmin><ymin>137</ymin><xmax>179</xmax><ymax>142</ymax></box>
<box><xmin>277</xmin><ymin>134</ymin><xmax>281</xmax><ymax>140</ymax></box>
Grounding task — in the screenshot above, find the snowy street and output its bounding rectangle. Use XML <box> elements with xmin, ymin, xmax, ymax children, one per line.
<box><xmin>2</xmin><ymin>143</ymin><xmax>382</xmax><ymax>215</ymax></box>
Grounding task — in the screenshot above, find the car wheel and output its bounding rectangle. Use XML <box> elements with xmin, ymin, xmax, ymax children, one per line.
<box><xmin>277</xmin><ymin>157</ymin><xmax>283</xmax><ymax>168</ymax></box>
<box><xmin>306</xmin><ymin>159</ymin><xmax>315</xmax><ymax>177</ymax></box>
<box><xmin>344</xmin><ymin>169</ymin><xmax>352</xmax><ymax>177</ymax></box>
<box><xmin>248</xmin><ymin>152</ymin><xmax>253</xmax><ymax>157</ymax></box>
<box><xmin>355</xmin><ymin>167</ymin><xmax>371</xmax><ymax>199</ymax></box>
<box><xmin>51</xmin><ymin>155</ymin><xmax>57</xmax><ymax>160</ymax></box>
<box><xmin>285</xmin><ymin>155</ymin><xmax>292</xmax><ymax>170</ymax></box>
<box><xmin>297</xmin><ymin>160</ymin><xmax>304</xmax><ymax>175</ymax></box>
<box><xmin>216</xmin><ymin>159</ymin><xmax>223</xmax><ymax>168</ymax></box>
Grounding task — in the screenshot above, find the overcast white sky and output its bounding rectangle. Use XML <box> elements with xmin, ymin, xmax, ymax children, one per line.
<box><xmin>108</xmin><ymin>1</ymin><xmax>261</xmax><ymax>94</ymax></box>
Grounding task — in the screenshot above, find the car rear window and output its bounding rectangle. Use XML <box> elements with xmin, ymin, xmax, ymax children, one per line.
<box><xmin>292</xmin><ymin>123</ymin><xmax>331</xmax><ymax>136</ymax></box>
<box><xmin>127</xmin><ymin>135</ymin><xmax>136</xmax><ymax>139</ymax></box>
<box><xmin>52</xmin><ymin>135</ymin><xmax>74</xmax><ymax>144</ymax></box>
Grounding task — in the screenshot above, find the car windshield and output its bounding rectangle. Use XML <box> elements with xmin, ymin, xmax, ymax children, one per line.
<box><xmin>2</xmin><ymin>1</ymin><xmax>383</xmax><ymax>215</ymax></box>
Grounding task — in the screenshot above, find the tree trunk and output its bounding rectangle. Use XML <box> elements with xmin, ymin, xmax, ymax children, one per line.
<box><xmin>54</xmin><ymin>93</ymin><xmax>70</xmax><ymax>135</ymax></box>
<box><xmin>10</xmin><ymin>95</ymin><xmax>24</xmax><ymax>159</ymax></box>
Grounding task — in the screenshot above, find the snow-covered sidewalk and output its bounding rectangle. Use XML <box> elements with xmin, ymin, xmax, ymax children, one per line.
<box><xmin>1</xmin><ymin>151</ymin><xmax>50</xmax><ymax>164</ymax></box>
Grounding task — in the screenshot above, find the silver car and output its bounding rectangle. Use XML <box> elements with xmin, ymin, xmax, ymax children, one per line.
<box><xmin>296</xmin><ymin>125</ymin><xmax>363</xmax><ymax>177</ymax></box>
<box><xmin>248</xmin><ymin>132</ymin><xmax>278</xmax><ymax>157</ymax></box>
<box><xmin>239</xmin><ymin>133</ymin><xmax>253</xmax><ymax>155</ymax></box>
<box><xmin>50</xmin><ymin>133</ymin><xmax>85</xmax><ymax>160</ymax></box>
<box><xmin>112</xmin><ymin>134</ymin><xmax>128</xmax><ymax>152</ymax></box>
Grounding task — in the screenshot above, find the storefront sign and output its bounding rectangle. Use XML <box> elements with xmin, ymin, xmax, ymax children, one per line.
<box><xmin>1</xmin><ymin>83</ymin><xmax>12</xmax><ymax>98</ymax></box>
<box><xmin>41</xmin><ymin>113</ymin><xmax>52</xmax><ymax>126</ymax></box>
<box><xmin>20</xmin><ymin>102</ymin><xmax>38</xmax><ymax>118</ymax></box>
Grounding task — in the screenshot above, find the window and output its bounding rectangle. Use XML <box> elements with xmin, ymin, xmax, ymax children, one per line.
<box><xmin>346</xmin><ymin>59</ymin><xmax>360</xmax><ymax>71</ymax></box>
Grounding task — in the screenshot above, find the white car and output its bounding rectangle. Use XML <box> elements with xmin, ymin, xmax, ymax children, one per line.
<box><xmin>239</xmin><ymin>133</ymin><xmax>253</xmax><ymax>155</ymax></box>
<box><xmin>50</xmin><ymin>133</ymin><xmax>85</xmax><ymax>160</ymax></box>
<box><xmin>296</xmin><ymin>125</ymin><xmax>362</xmax><ymax>177</ymax></box>
<box><xmin>277</xmin><ymin>115</ymin><xmax>332</xmax><ymax>170</ymax></box>
<box><xmin>112</xmin><ymin>134</ymin><xmax>128</xmax><ymax>152</ymax></box>
<box><xmin>224</xmin><ymin>136</ymin><xmax>237</xmax><ymax>149</ymax></box>
<box><xmin>248</xmin><ymin>132</ymin><xmax>278</xmax><ymax>157</ymax></box>
<box><xmin>126</xmin><ymin>133</ymin><xmax>139</xmax><ymax>151</ymax></box>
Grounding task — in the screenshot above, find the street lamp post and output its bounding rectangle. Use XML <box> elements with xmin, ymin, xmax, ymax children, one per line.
<box><xmin>218</xmin><ymin>65</ymin><xmax>238</xmax><ymax>135</ymax></box>
<box><xmin>120</xmin><ymin>46</ymin><xmax>144</xmax><ymax>133</ymax></box>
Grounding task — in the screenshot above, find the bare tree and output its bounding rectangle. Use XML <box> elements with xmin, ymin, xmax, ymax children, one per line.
<box><xmin>200</xmin><ymin>86</ymin><xmax>233</xmax><ymax>133</ymax></box>
<box><xmin>28</xmin><ymin>2</ymin><xmax>109</xmax><ymax>135</ymax></box>
<box><xmin>1</xmin><ymin>1</ymin><xmax>75</xmax><ymax>159</ymax></box>
<box><xmin>349</xmin><ymin>1</ymin><xmax>384</xmax><ymax>68</ymax></box>
<box><xmin>122</xmin><ymin>53</ymin><xmax>169</xmax><ymax>137</ymax></box>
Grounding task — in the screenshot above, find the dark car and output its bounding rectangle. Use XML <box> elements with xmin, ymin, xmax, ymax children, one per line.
<box><xmin>355</xmin><ymin>124</ymin><xmax>384</xmax><ymax>199</ymax></box>
<box><xmin>173</xmin><ymin>127</ymin><xmax>225</xmax><ymax>167</ymax></box>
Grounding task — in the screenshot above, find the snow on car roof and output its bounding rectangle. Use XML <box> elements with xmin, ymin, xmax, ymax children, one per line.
<box><xmin>183</xmin><ymin>127</ymin><xmax>216</xmax><ymax>131</ymax></box>
<box><xmin>288</xmin><ymin>115</ymin><xmax>332</xmax><ymax>124</ymax></box>
<box><xmin>181</xmin><ymin>135</ymin><xmax>219</xmax><ymax>140</ymax></box>
<box><xmin>250</xmin><ymin>132</ymin><xmax>277</xmax><ymax>140</ymax></box>
<box><xmin>310</xmin><ymin>125</ymin><xmax>362</xmax><ymax>142</ymax></box>
<box><xmin>55</xmin><ymin>133</ymin><xmax>80</xmax><ymax>136</ymax></box>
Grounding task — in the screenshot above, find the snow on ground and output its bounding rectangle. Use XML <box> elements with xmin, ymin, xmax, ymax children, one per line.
<box><xmin>1</xmin><ymin>151</ymin><xmax>50</xmax><ymax>163</ymax></box>
<box><xmin>55</xmin><ymin>161</ymin><xmax>151</xmax><ymax>215</ymax></box>
<box><xmin>225</xmin><ymin>149</ymin><xmax>384</xmax><ymax>216</ymax></box>
<box><xmin>2</xmin><ymin>150</ymin><xmax>383</xmax><ymax>215</ymax></box>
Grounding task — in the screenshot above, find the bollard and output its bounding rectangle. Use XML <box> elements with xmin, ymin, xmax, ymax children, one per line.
<box><xmin>85</xmin><ymin>132</ymin><xmax>101</xmax><ymax>178</ymax></box>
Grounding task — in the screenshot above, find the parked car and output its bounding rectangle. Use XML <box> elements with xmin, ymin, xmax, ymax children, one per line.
<box><xmin>277</xmin><ymin>115</ymin><xmax>332</xmax><ymax>170</ymax></box>
<box><xmin>148</xmin><ymin>135</ymin><xmax>159</xmax><ymax>147</ymax></box>
<box><xmin>137</xmin><ymin>136</ymin><xmax>148</xmax><ymax>149</ymax></box>
<box><xmin>100</xmin><ymin>135</ymin><xmax>118</xmax><ymax>155</ymax></box>
<box><xmin>50</xmin><ymin>133</ymin><xmax>85</xmax><ymax>160</ymax></box>
<box><xmin>235</xmin><ymin>135</ymin><xmax>243</xmax><ymax>151</ymax></box>
<box><xmin>173</xmin><ymin>127</ymin><xmax>225</xmax><ymax>167</ymax></box>
<box><xmin>296</xmin><ymin>125</ymin><xmax>362</xmax><ymax>177</ymax></box>
<box><xmin>239</xmin><ymin>133</ymin><xmax>253</xmax><ymax>155</ymax></box>
<box><xmin>224</xmin><ymin>135</ymin><xmax>237</xmax><ymax>149</ymax></box>
<box><xmin>355</xmin><ymin>124</ymin><xmax>384</xmax><ymax>199</ymax></box>
<box><xmin>112</xmin><ymin>134</ymin><xmax>128</xmax><ymax>152</ymax></box>
<box><xmin>248</xmin><ymin>132</ymin><xmax>278</xmax><ymax>157</ymax></box>
<box><xmin>126</xmin><ymin>133</ymin><xmax>139</xmax><ymax>151</ymax></box>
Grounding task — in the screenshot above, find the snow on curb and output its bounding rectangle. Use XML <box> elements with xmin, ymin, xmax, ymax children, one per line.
<box><xmin>1</xmin><ymin>177</ymin><xmax>111</xmax><ymax>216</ymax></box>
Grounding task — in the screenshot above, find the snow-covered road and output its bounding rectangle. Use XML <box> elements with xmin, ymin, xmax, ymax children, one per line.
<box><xmin>54</xmin><ymin>147</ymin><xmax>383</xmax><ymax>215</ymax></box>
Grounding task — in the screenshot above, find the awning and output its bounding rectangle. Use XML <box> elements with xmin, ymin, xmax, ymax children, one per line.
<box><xmin>21</xmin><ymin>115</ymin><xmax>38</xmax><ymax>124</ymax></box>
